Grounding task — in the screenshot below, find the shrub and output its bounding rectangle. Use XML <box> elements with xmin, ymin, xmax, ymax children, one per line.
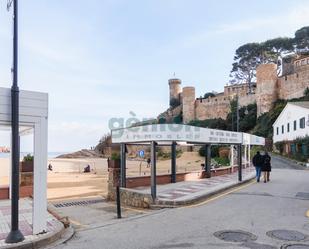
<box><xmin>111</xmin><ymin>152</ymin><xmax>120</xmax><ymax>161</ymax></box>
<box><xmin>274</xmin><ymin>142</ymin><xmax>284</xmax><ymax>154</ymax></box>
<box><xmin>23</xmin><ymin>154</ymin><xmax>33</xmax><ymax>162</ymax></box>
<box><xmin>213</xmin><ymin>157</ymin><xmax>230</xmax><ymax>166</ymax></box>
<box><xmin>203</xmin><ymin>92</ymin><xmax>215</xmax><ymax>99</ymax></box>
<box><xmin>199</xmin><ymin>145</ymin><xmax>220</xmax><ymax>157</ymax></box>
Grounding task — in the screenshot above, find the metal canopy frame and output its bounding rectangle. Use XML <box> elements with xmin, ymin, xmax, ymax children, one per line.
<box><xmin>111</xmin><ymin>124</ymin><xmax>265</xmax><ymax>201</ymax></box>
<box><xmin>0</xmin><ymin>87</ymin><xmax>48</xmax><ymax>234</ymax></box>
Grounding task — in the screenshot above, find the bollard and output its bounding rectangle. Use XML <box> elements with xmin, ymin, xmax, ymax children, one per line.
<box><xmin>116</xmin><ymin>185</ymin><xmax>121</xmax><ymax>219</ymax></box>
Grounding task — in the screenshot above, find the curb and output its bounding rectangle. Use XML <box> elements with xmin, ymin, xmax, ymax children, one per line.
<box><xmin>44</xmin><ymin>226</ymin><xmax>75</xmax><ymax>249</ymax></box>
<box><xmin>150</xmin><ymin>176</ymin><xmax>255</xmax><ymax>208</ymax></box>
<box><xmin>1</xmin><ymin>225</ymin><xmax>66</xmax><ymax>249</ymax></box>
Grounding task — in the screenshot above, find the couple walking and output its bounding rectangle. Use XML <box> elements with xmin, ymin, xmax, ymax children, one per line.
<box><xmin>252</xmin><ymin>151</ymin><xmax>271</xmax><ymax>183</ymax></box>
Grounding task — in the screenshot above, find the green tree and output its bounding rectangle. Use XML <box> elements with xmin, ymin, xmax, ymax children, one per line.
<box><xmin>294</xmin><ymin>26</ymin><xmax>309</xmax><ymax>50</ymax></box>
<box><xmin>230</xmin><ymin>43</ymin><xmax>261</xmax><ymax>87</ymax></box>
<box><xmin>203</xmin><ymin>92</ymin><xmax>215</xmax><ymax>99</ymax></box>
<box><xmin>261</xmin><ymin>37</ymin><xmax>294</xmax><ymax>62</ymax></box>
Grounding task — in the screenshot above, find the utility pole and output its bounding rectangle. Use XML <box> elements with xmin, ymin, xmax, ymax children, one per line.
<box><xmin>236</xmin><ymin>94</ymin><xmax>240</xmax><ymax>132</ymax></box>
<box><xmin>5</xmin><ymin>0</ymin><xmax>25</xmax><ymax>243</ymax></box>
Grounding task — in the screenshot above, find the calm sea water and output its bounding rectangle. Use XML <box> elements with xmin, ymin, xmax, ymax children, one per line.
<box><xmin>0</xmin><ymin>152</ymin><xmax>67</xmax><ymax>159</ymax></box>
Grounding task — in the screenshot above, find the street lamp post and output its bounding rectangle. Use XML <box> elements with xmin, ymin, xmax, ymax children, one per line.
<box><xmin>236</xmin><ymin>94</ymin><xmax>240</xmax><ymax>132</ymax></box>
<box><xmin>5</xmin><ymin>0</ymin><xmax>25</xmax><ymax>244</ymax></box>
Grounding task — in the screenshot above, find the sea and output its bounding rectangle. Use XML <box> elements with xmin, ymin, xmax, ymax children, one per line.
<box><xmin>0</xmin><ymin>152</ymin><xmax>66</xmax><ymax>159</ymax></box>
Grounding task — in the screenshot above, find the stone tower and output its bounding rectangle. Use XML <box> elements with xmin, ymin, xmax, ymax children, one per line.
<box><xmin>256</xmin><ymin>63</ymin><xmax>278</xmax><ymax>116</ymax></box>
<box><xmin>168</xmin><ymin>78</ymin><xmax>182</xmax><ymax>107</ymax></box>
<box><xmin>182</xmin><ymin>86</ymin><xmax>196</xmax><ymax>124</ymax></box>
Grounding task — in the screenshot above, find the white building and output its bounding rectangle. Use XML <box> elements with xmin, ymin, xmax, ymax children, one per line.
<box><xmin>273</xmin><ymin>102</ymin><xmax>309</xmax><ymax>154</ymax></box>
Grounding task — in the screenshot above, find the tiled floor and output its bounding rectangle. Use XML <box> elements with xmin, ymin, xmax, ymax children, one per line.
<box><xmin>159</xmin><ymin>167</ymin><xmax>255</xmax><ymax>201</ymax></box>
<box><xmin>0</xmin><ymin>198</ymin><xmax>63</xmax><ymax>246</ymax></box>
<box><xmin>135</xmin><ymin>167</ymin><xmax>256</xmax><ymax>202</ymax></box>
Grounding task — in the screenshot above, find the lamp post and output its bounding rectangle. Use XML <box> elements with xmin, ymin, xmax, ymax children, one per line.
<box><xmin>5</xmin><ymin>0</ymin><xmax>25</xmax><ymax>244</ymax></box>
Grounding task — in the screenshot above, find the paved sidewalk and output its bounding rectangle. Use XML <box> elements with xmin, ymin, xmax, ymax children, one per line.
<box><xmin>135</xmin><ymin>167</ymin><xmax>256</xmax><ymax>206</ymax></box>
<box><xmin>0</xmin><ymin>198</ymin><xmax>64</xmax><ymax>248</ymax></box>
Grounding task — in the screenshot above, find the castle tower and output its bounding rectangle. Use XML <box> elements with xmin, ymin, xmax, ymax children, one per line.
<box><xmin>182</xmin><ymin>86</ymin><xmax>196</xmax><ymax>124</ymax></box>
<box><xmin>256</xmin><ymin>63</ymin><xmax>278</xmax><ymax>116</ymax></box>
<box><xmin>168</xmin><ymin>78</ymin><xmax>182</xmax><ymax>107</ymax></box>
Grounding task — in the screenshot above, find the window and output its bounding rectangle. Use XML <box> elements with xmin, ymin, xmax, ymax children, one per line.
<box><xmin>294</xmin><ymin>120</ymin><xmax>297</xmax><ymax>131</ymax></box>
<box><xmin>287</xmin><ymin>123</ymin><xmax>290</xmax><ymax>132</ymax></box>
<box><xmin>276</xmin><ymin>127</ymin><xmax>279</xmax><ymax>135</ymax></box>
<box><xmin>282</xmin><ymin>125</ymin><xmax>284</xmax><ymax>134</ymax></box>
<box><xmin>300</xmin><ymin>117</ymin><xmax>305</xmax><ymax>129</ymax></box>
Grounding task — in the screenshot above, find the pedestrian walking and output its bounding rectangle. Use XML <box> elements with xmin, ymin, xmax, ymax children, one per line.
<box><xmin>252</xmin><ymin>151</ymin><xmax>263</xmax><ymax>182</ymax></box>
<box><xmin>146</xmin><ymin>158</ymin><xmax>151</xmax><ymax>168</ymax></box>
<box><xmin>262</xmin><ymin>152</ymin><xmax>271</xmax><ymax>183</ymax></box>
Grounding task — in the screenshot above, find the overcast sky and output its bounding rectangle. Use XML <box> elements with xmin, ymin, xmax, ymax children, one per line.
<box><xmin>0</xmin><ymin>0</ymin><xmax>309</xmax><ymax>152</ymax></box>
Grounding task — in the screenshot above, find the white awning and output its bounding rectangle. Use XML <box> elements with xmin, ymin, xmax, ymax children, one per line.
<box><xmin>111</xmin><ymin>124</ymin><xmax>265</xmax><ymax>146</ymax></box>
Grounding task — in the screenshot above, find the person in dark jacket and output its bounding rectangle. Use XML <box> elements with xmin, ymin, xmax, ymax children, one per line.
<box><xmin>262</xmin><ymin>152</ymin><xmax>271</xmax><ymax>183</ymax></box>
<box><xmin>252</xmin><ymin>151</ymin><xmax>263</xmax><ymax>182</ymax></box>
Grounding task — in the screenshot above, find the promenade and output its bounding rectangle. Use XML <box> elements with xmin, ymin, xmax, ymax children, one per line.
<box><xmin>0</xmin><ymin>198</ymin><xmax>64</xmax><ymax>249</ymax></box>
<box><xmin>134</xmin><ymin>166</ymin><xmax>256</xmax><ymax>206</ymax></box>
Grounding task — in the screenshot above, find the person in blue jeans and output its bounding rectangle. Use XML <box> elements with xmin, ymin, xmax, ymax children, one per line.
<box><xmin>252</xmin><ymin>151</ymin><xmax>263</xmax><ymax>182</ymax></box>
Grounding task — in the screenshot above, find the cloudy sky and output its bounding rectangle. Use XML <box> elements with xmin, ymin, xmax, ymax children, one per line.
<box><xmin>0</xmin><ymin>0</ymin><xmax>309</xmax><ymax>152</ymax></box>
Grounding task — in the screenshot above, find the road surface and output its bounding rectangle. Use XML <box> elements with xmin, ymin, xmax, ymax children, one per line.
<box><xmin>50</xmin><ymin>157</ymin><xmax>309</xmax><ymax>249</ymax></box>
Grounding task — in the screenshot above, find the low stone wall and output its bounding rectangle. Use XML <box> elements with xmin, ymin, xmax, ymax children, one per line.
<box><xmin>120</xmin><ymin>188</ymin><xmax>152</xmax><ymax>208</ymax></box>
<box><xmin>126</xmin><ymin>166</ymin><xmax>239</xmax><ymax>188</ymax></box>
<box><xmin>0</xmin><ymin>185</ymin><xmax>33</xmax><ymax>200</ymax></box>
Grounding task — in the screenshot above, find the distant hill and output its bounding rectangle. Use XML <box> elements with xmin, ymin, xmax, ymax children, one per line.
<box><xmin>57</xmin><ymin>149</ymin><xmax>103</xmax><ymax>159</ymax></box>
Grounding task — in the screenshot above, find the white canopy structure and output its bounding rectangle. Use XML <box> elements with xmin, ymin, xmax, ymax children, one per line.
<box><xmin>112</xmin><ymin>124</ymin><xmax>265</xmax><ymax>146</ymax></box>
<box><xmin>112</xmin><ymin>124</ymin><xmax>265</xmax><ymax>200</ymax></box>
<box><xmin>0</xmin><ymin>87</ymin><xmax>48</xmax><ymax>234</ymax></box>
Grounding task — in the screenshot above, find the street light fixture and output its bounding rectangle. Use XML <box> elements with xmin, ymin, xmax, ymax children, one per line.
<box><xmin>5</xmin><ymin>0</ymin><xmax>25</xmax><ymax>244</ymax></box>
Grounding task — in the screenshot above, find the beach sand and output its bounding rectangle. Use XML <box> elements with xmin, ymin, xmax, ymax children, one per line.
<box><xmin>0</xmin><ymin>152</ymin><xmax>204</xmax><ymax>201</ymax></box>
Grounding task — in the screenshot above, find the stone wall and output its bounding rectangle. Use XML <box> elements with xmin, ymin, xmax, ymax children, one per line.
<box><xmin>195</xmin><ymin>98</ymin><xmax>230</xmax><ymax>120</ymax></box>
<box><xmin>278</xmin><ymin>64</ymin><xmax>309</xmax><ymax>99</ymax></box>
<box><xmin>194</xmin><ymin>92</ymin><xmax>255</xmax><ymax>121</ymax></box>
<box><xmin>0</xmin><ymin>185</ymin><xmax>33</xmax><ymax>200</ymax></box>
<box><xmin>256</xmin><ymin>63</ymin><xmax>278</xmax><ymax>116</ymax></box>
<box><xmin>120</xmin><ymin>188</ymin><xmax>152</xmax><ymax>208</ymax></box>
<box><xmin>238</xmin><ymin>94</ymin><xmax>256</xmax><ymax>107</ymax></box>
<box><xmin>165</xmin><ymin>59</ymin><xmax>309</xmax><ymax>123</ymax></box>
<box><xmin>182</xmin><ymin>87</ymin><xmax>196</xmax><ymax>123</ymax></box>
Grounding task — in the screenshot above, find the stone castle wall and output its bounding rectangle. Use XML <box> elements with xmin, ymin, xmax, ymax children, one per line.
<box><xmin>278</xmin><ymin>64</ymin><xmax>309</xmax><ymax>100</ymax></box>
<box><xmin>195</xmin><ymin>95</ymin><xmax>230</xmax><ymax>120</ymax></box>
<box><xmin>166</xmin><ymin>57</ymin><xmax>309</xmax><ymax>123</ymax></box>
<box><xmin>182</xmin><ymin>87</ymin><xmax>196</xmax><ymax>123</ymax></box>
<box><xmin>256</xmin><ymin>63</ymin><xmax>278</xmax><ymax>116</ymax></box>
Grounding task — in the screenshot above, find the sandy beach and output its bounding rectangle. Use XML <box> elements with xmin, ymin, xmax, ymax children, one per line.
<box><xmin>0</xmin><ymin>152</ymin><xmax>204</xmax><ymax>201</ymax></box>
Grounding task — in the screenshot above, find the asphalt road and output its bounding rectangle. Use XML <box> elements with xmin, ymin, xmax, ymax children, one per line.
<box><xmin>51</xmin><ymin>159</ymin><xmax>309</xmax><ymax>249</ymax></box>
<box><xmin>271</xmin><ymin>153</ymin><xmax>306</xmax><ymax>170</ymax></box>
